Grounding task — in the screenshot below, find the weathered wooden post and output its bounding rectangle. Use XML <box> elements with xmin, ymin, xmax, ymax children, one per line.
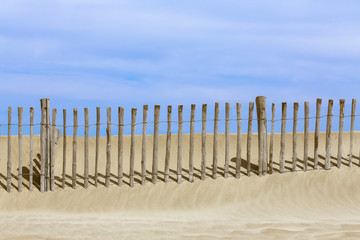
<box><xmin>177</xmin><ymin>105</ymin><xmax>183</xmax><ymax>183</ymax></box>
<box><xmin>40</xmin><ymin>99</ymin><xmax>46</xmax><ymax>193</ymax></box>
<box><xmin>325</xmin><ymin>99</ymin><xmax>333</xmax><ymax>170</ymax></box>
<box><xmin>38</xmin><ymin>98</ymin><xmax>51</xmax><ymax>192</ymax></box>
<box><xmin>303</xmin><ymin>102</ymin><xmax>309</xmax><ymax>171</ymax></box>
<box><xmin>164</xmin><ymin>106</ymin><xmax>172</xmax><ymax>183</ymax></box>
<box><xmin>62</xmin><ymin>109</ymin><xmax>66</xmax><ymax>189</ymax></box>
<box><xmin>118</xmin><ymin>107</ymin><xmax>124</xmax><ymax>186</ymax></box>
<box><xmin>50</xmin><ymin>108</ymin><xmax>57</xmax><ymax>191</ymax></box>
<box><xmin>29</xmin><ymin>107</ymin><xmax>34</xmax><ymax>191</ymax></box>
<box><xmin>72</xmin><ymin>108</ymin><xmax>78</xmax><ymax>189</ymax></box>
<box><xmin>314</xmin><ymin>99</ymin><xmax>322</xmax><ymax>169</ymax></box>
<box><xmin>129</xmin><ymin>108</ymin><xmax>137</xmax><ymax>187</ymax></box>
<box><xmin>337</xmin><ymin>99</ymin><xmax>345</xmax><ymax>168</ymax></box>
<box><xmin>7</xmin><ymin>107</ymin><xmax>12</xmax><ymax>192</ymax></box>
<box><xmin>18</xmin><ymin>107</ymin><xmax>23</xmax><ymax>192</ymax></box>
<box><xmin>40</xmin><ymin>98</ymin><xmax>51</xmax><ymax>192</ymax></box>
<box><xmin>201</xmin><ymin>104</ymin><xmax>207</xmax><ymax>180</ymax></box>
<box><xmin>105</xmin><ymin>107</ymin><xmax>111</xmax><ymax>187</ymax></box>
<box><xmin>236</xmin><ymin>103</ymin><xmax>241</xmax><ymax>179</ymax></box>
<box><xmin>45</xmin><ymin>99</ymin><xmax>50</xmax><ymax>191</ymax></box>
<box><xmin>152</xmin><ymin>105</ymin><xmax>160</xmax><ymax>184</ymax></box>
<box><xmin>141</xmin><ymin>105</ymin><xmax>148</xmax><ymax>185</ymax></box>
<box><xmin>280</xmin><ymin>102</ymin><xmax>287</xmax><ymax>173</ymax></box>
<box><xmin>84</xmin><ymin>108</ymin><xmax>89</xmax><ymax>188</ymax></box>
<box><xmin>255</xmin><ymin>96</ymin><xmax>267</xmax><ymax>176</ymax></box>
<box><xmin>95</xmin><ymin>107</ymin><xmax>100</xmax><ymax>187</ymax></box>
<box><xmin>224</xmin><ymin>102</ymin><xmax>230</xmax><ymax>178</ymax></box>
<box><xmin>349</xmin><ymin>99</ymin><xmax>356</xmax><ymax>168</ymax></box>
<box><xmin>269</xmin><ymin>103</ymin><xmax>275</xmax><ymax>174</ymax></box>
<box><xmin>292</xmin><ymin>102</ymin><xmax>298</xmax><ymax>171</ymax></box>
<box><xmin>247</xmin><ymin>102</ymin><xmax>254</xmax><ymax>176</ymax></box>
<box><xmin>212</xmin><ymin>102</ymin><xmax>219</xmax><ymax>179</ymax></box>
<box><xmin>189</xmin><ymin>104</ymin><xmax>195</xmax><ymax>182</ymax></box>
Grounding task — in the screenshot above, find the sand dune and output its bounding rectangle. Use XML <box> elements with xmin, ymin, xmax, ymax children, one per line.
<box><xmin>1</xmin><ymin>167</ymin><xmax>360</xmax><ymax>239</ymax></box>
<box><xmin>1</xmin><ymin>132</ymin><xmax>360</xmax><ymax>239</ymax></box>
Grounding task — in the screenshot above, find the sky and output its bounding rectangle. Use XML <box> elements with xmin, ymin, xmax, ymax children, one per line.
<box><xmin>0</xmin><ymin>0</ymin><xmax>360</xmax><ymax>134</ymax></box>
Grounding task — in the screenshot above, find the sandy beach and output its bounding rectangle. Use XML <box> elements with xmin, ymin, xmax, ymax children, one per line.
<box><xmin>1</xmin><ymin>132</ymin><xmax>360</xmax><ymax>239</ymax></box>
<box><xmin>2</xmin><ymin>0</ymin><xmax>358</xmax><ymax>238</ymax></box>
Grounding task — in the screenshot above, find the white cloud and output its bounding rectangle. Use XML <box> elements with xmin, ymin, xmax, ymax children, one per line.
<box><xmin>0</xmin><ymin>0</ymin><xmax>360</xmax><ymax>108</ymax></box>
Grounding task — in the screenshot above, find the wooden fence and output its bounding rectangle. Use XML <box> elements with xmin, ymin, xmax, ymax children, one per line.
<box><xmin>0</xmin><ymin>96</ymin><xmax>359</xmax><ymax>193</ymax></box>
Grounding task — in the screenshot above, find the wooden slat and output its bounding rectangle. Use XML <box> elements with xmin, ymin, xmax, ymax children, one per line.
<box><xmin>325</xmin><ymin>99</ymin><xmax>333</xmax><ymax>170</ymax></box>
<box><xmin>224</xmin><ymin>102</ymin><xmax>230</xmax><ymax>178</ymax></box>
<box><xmin>118</xmin><ymin>107</ymin><xmax>124</xmax><ymax>186</ymax></box>
<box><xmin>235</xmin><ymin>103</ymin><xmax>241</xmax><ymax>179</ymax></box>
<box><xmin>255</xmin><ymin>96</ymin><xmax>267</xmax><ymax>176</ymax></box>
<box><xmin>303</xmin><ymin>102</ymin><xmax>309</xmax><ymax>171</ymax></box>
<box><xmin>280</xmin><ymin>102</ymin><xmax>287</xmax><ymax>173</ymax></box>
<box><xmin>62</xmin><ymin>109</ymin><xmax>66</xmax><ymax>189</ymax></box>
<box><xmin>44</xmin><ymin>101</ymin><xmax>48</xmax><ymax>191</ymax></box>
<box><xmin>29</xmin><ymin>107</ymin><xmax>34</xmax><ymax>191</ymax></box>
<box><xmin>141</xmin><ymin>105</ymin><xmax>148</xmax><ymax>185</ymax></box>
<box><xmin>45</xmin><ymin>99</ymin><xmax>50</xmax><ymax>191</ymax></box>
<box><xmin>212</xmin><ymin>102</ymin><xmax>219</xmax><ymax>179</ymax></box>
<box><xmin>255</xmin><ymin>98</ymin><xmax>263</xmax><ymax>176</ymax></box>
<box><xmin>337</xmin><ymin>99</ymin><xmax>345</xmax><ymax>168</ymax></box>
<box><xmin>7</xmin><ymin>107</ymin><xmax>12</xmax><ymax>192</ymax></box>
<box><xmin>269</xmin><ymin>103</ymin><xmax>275</xmax><ymax>174</ymax></box>
<box><xmin>95</xmin><ymin>107</ymin><xmax>100</xmax><ymax>187</ymax></box>
<box><xmin>177</xmin><ymin>105</ymin><xmax>183</xmax><ymax>183</ymax></box>
<box><xmin>105</xmin><ymin>107</ymin><xmax>111</xmax><ymax>187</ymax></box>
<box><xmin>314</xmin><ymin>98</ymin><xmax>322</xmax><ymax>169</ymax></box>
<box><xmin>84</xmin><ymin>108</ymin><xmax>89</xmax><ymax>188</ymax></box>
<box><xmin>292</xmin><ymin>102</ymin><xmax>298</xmax><ymax>171</ymax></box>
<box><xmin>152</xmin><ymin>105</ymin><xmax>160</xmax><ymax>184</ymax></box>
<box><xmin>50</xmin><ymin>108</ymin><xmax>56</xmax><ymax>191</ymax></box>
<box><xmin>18</xmin><ymin>107</ymin><xmax>23</xmax><ymax>192</ymax></box>
<box><xmin>349</xmin><ymin>99</ymin><xmax>356</xmax><ymax>167</ymax></box>
<box><xmin>72</xmin><ymin>108</ymin><xmax>78</xmax><ymax>189</ymax></box>
<box><xmin>189</xmin><ymin>104</ymin><xmax>195</xmax><ymax>182</ymax></box>
<box><xmin>201</xmin><ymin>104</ymin><xmax>207</xmax><ymax>180</ymax></box>
<box><xmin>40</xmin><ymin>100</ymin><xmax>46</xmax><ymax>193</ymax></box>
<box><xmin>247</xmin><ymin>102</ymin><xmax>254</xmax><ymax>176</ymax></box>
<box><xmin>164</xmin><ymin>106</ymin><xmax>172</xmax><ymax>183</ymax></box>
<box><xmin>130</xmin><ymin>108</ymin><xmax>137</xmax><ymax>187</ymax></box>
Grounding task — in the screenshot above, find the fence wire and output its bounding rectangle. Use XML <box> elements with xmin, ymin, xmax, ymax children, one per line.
<box><xmin>0</xmin><ymin>114</ymin><xmax>358</xmax><ymax>128</ymax></box>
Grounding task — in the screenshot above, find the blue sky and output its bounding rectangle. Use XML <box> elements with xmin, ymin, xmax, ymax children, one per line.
<box><xmin>0</xmin><ymin>0</ymin><xmax>360</xmax><ymax>134</ymax></box>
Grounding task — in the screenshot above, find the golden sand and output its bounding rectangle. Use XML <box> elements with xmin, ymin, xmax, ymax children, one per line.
<box><xmin>1</xmin><ymin>132</ymin><xmax>360</xmax><ymax>239</ymax></box>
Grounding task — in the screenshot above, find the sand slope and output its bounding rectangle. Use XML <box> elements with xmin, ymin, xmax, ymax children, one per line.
<box><xmin>1</xmin><ymin>167</ymin><xmax>360</xmax><ymax>239</ymax></box>
<box><xmin>1</xmin><ymin>132</ymin><xmax>360</xmax><ymax>239</ymax></box>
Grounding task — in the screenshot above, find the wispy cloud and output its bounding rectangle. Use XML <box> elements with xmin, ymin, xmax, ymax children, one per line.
<box><xmin>0</xmin><ymin>0</ymin><xmax>360</xmax><ymax>111</ymax></box>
